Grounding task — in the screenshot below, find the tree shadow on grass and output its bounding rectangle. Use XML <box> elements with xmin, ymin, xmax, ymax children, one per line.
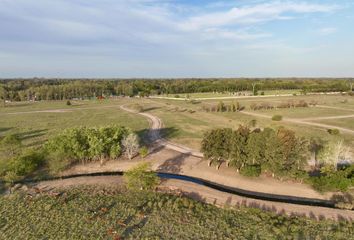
<box><xmin>0</xmin><ymin>181</ymin><xmax>6</xmax><ymax>195</ymax></box>
<box><xmin>185</xmin><ymin>191</ymin><xmax>206</xmax><ymax>202</ymax></box>
<box><xmin>121</xmin><ymin>216</ymin><xmax>149</xmax><ymax>238</ymax></box>
<box><xmin>0</xmin><ymin>127</ymin><xmax>13</xmax><ymax>134</ymax></box>
<box><xmin>135</xmin><ymin>127</ymin><xmax>179</xmax><ymax>145</ymax></box>
<box><xmin>18</xmin><ymin>129</ymin><xmax>48</xmax><ymax>141</ymax></box>
<box><xmin>141</xmin><ymin>107</ymin><xmax>160</xmax><ymax>112</ymax></box>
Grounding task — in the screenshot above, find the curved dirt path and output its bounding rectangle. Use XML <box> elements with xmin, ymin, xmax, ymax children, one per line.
<box><xmin>33</xmin><ymin>175</ymin><xmax>354</xmax><ymax>221</ymax></box>
<box><xmin>120</xmin><ymin>105</ymin><xmax>203</xmax><ymax>157</ymax></box>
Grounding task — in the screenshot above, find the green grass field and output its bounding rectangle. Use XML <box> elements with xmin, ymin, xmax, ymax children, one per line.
<box><xmin>1</xmin><ymin>187</ymin><xmax>352</xmax><ymax>239</ymax></box>
<box><xmin>140</xmin><ymin>95</ymin><xmax>354</xmax><ymax>150</ymax></box>
<box><xmin>1</xmin><ymin>95</ymin><xmax>353</xmax><ymax>152</ymax></box>
<box><xmin>0</xmin><ymin>100</ymin><xmax>149</xmax><ymax>149</ymax></box>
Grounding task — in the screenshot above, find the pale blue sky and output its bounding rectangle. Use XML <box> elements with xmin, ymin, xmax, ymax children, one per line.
<box><xmin>0</xmin><ymin>0</ymin><xmax>353</xmax><ymax>77</ymax></box>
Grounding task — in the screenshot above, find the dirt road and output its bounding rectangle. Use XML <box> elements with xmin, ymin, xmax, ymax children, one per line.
<box><xmin>34</xmin><ymin>175</ymin><xmax>354</xmax><ymax>221</ymax></box>
<box><xmin>120</xmin><ymin>105</ymin><xmax>203</xmax><ymax>157</ymax></box>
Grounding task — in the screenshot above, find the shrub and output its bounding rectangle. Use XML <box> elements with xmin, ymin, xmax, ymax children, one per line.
<box><xmin>66</xmin><ymin>100</ymin><xmax>72</xmax><ymax>106</ymax></box>
<box><xmin>331</xmin><ymin>193</ymin><xmax>354</xmax><ymax>210</ymax></box>
<box><xmin>309</xmin><ymin>166</ymin><xmax>354</xmax><ymax>192</ymax></box>
<box><xmin>139</xmin><ymin>146</ymin><xmax>149</xmax><ymax>158</ymax></box>
<box><xmin>174</xmin><ymin>95</ymin><xmax>180</xmax><ymax>98</ymax></box>
<box><xmin>124</xmin><ymin>162</ymin><xmax>159</xmax><ymax>191</ymax></box>
<box><xmin>122</xmin><ymin>133</ymin><xmax>139</xmax><ymax>160</ymax></box>
<box><xmin>327</xmin><ymin>129</ymin><xmax>340</xmax><ymax>135</ymax></box>
<box><xmin>47</xmin><ymin>151</ymin><xmax>73</xmax><ymax>174</ymax></box>
<box><xmin>0</xmin><ymin>134</ymin><xmax>21</xmax><ymax>157</ymax></box>
<box><xmin>45</xmin><ymin>126</ymin><xmax>130</xmax><ymax>168</ymax></box>
<box><xmin>272</xmin><ymin>115</ymin><xmax>283</xmax><ymax>121</ymax></box>
<box><xmin>3</xmin><ymin>171</ymin><xmax>21</xmax><ymax>183</ymax></box>
<box><xmin>240</xmin><ymin>165</ymin><xmax>261</xmax><ymax>177</ymax></box>
<box><xmin>7</xmin><ymin>150</ymin><xmax>45</xmax><ymax>177</ymax></box>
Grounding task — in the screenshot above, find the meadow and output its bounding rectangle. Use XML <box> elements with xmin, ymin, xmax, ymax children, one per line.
<box><xmin>130</xmin><ymin>94</ymin><xmax>354</xmax><ymax>151</ymax></box>
<box><xmin>1</xmin><ymin>93</ymin><xmax>353</xmax><ymax>153</ymax></box>
<box><xmin>0</xmin><ymin>99</ymin><xmax>149</xmax><ymax>150</ymax></box>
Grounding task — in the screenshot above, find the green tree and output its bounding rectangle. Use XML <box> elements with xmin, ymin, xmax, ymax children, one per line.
<box><xmin>0</xmin><ymin>85</ymin><xmax>7</xmax><ymax>107</ymax></box>
<box><xmin>229</xmin><ymin>126</ymin><xmax>250</xmax><ymax>170</ymax></box>
<box><xmin>124</xmin><ymin>162</ymin><xmax>159</xmax><ymax>191</ymax></box>
<box><xmin>277</xmin><ymin>128</ymin><xmax>309</xmax><ymax>172</ymax></box>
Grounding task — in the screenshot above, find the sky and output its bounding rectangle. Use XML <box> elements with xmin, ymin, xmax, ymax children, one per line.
<box><xmin>0</xmin><ymin>0</ymin><xmax>354</xmax><ymax>78</ymax></box>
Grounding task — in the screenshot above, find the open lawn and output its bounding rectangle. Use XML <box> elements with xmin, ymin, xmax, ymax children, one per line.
<box><xmin>0</xmin><ymin>99</ymin><xmax>149</xmax><ymax>149</ymax></box>
<box><xmin>312</xmin><ymin>118</ymin><xmax>354</xmax><ymax>131</ymax></box>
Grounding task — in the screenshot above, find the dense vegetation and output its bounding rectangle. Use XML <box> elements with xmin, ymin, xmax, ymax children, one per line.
<box><xmin>124</xmin><ymin>162</ymin><xmax>160</xmax><ymax>191</ymax></box>
<box><xmin>201</xmin><ymin>126</ymin><xmax>308</xmax><ymax>177</ymax></box>
<box><xmin>0</xmin><ymin>126</ymin><xmax>136</xmax><ymax>182</ymax></box>
<box><xmin>201</xmin><ymin>126</ymin><xmax>354</xmax><ymax>192</ymax></box>
<box><xmin>1</xmin><ymin>187</ymin><xmax>353</xmax><ymax>239</ymax></box>
<box><xmin>0</xmin><ymin>78</ymin><xmax>353</xmax><ymax>101</ymax></box>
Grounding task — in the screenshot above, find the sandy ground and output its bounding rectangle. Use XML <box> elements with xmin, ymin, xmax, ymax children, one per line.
<box><xmin>33</xmin><ymin>175</ymin><xmax>354</xmax><ymax>221</ymax></box>
<box><xmin>63</xmin><ymin>147</ymin><xmax>331</xmax><ymax>200</ymax></box>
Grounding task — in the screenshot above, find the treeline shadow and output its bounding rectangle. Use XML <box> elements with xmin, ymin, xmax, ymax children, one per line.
<box><xmin>141</xmin><ymin>107</ymin><xmax>160</xmax><ymax>112</ymax></box>
<box><xmin>18</xmin><ymin>129</ymin><xmax>47</xmax><ymax>140</ymax></box>
<box><xmin>135</xmin><ymin>127</ymin><xmax>179</xmax><ymax>145</ymax></box>
<box><xmin>0</xmin><ymin>127</ymin><xmax>13</xmax><ymax>134</ymax></box>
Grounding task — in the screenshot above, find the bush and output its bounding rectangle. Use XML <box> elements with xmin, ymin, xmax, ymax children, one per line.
<box><xmin>45</xmin><ymin>126</ymin><xmax>130</xmax><ymax>168</ymax></box>
<box><xmin>240</xmin><ymin>165</ymin><xmax>261</xmax><ymax>177</ymax></box>
<box><xmin>66</xmin><ymin>100</ymin><xmax>72</xmax><ymax>106</ymax></box>
<box><xmin>309</xmin><ymin>166</ymin><xmax>354</xmax><ymax>192</ymax></box>
<box><xmin>124</xmin><ymin>162</ymin><xmax>159</xmax><ymax>191</ymax></box>
<box><xmin>327</xmin><ymin>129</ymin><xmax>340</xmax><ymax>135</ymax></box>
<box><xmin>6</xmin><ymin>150</ymin><xmax>45</xmax><ymax>177</ymax></box>
<box><xmin>139</xmin><ymin>146</ymin><xmax>149</xmax><ymax>158</ymax></box>
<box><xmin>272</xmin><ymin>115</ymin><xmax>283</xmax><ymax>121</ymax></box>
<box><xmin>47</xmin><ymin>151</ymin><xmax>73</xmax><ymax>174</ymax></box>
<box><xmin>331</xmin><ymin>193</ymin><xmax>354</xmax><ymax>210</ymax></box>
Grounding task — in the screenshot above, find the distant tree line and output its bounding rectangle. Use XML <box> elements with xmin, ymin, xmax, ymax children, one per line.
<box><xmin>0</xmin><ymin>78</ymin><xmax>353</xmax><ymax>102</ymax></box>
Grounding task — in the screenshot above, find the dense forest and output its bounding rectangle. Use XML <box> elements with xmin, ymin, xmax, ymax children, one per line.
<box><xmin>0</xmin><ymin>78</ymin><xmax>353</xmax><ymax>101</ymax></box>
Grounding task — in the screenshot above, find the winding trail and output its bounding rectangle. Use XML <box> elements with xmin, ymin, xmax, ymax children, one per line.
<box><xmin>120</xmin><ymin>105</ymin><xmax>203</xmax><ymax>157</ymax></box>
